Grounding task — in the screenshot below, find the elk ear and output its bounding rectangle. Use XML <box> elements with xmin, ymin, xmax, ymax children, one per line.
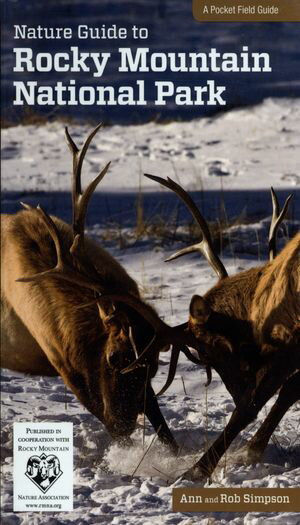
<box><xmin>189</xmin><ymin>295</ymin><xmax>211</xmax><ymax>324</ymax></box>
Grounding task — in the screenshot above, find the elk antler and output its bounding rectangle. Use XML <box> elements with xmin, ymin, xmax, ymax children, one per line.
<box><xmin>100</xmin><ymin>290</ymin><xmax>205</xmax><ymax>372</ymax></box>
<box><xmin>269</xmin><ymin>187</ymin><xmax>293</xmax><ymax>261</ymax></box>
<box><xmin>18</xmin><ymin>125</ymin><xmax>113</xmax><ymax>288</ymax></box>
<box><xmin>141</xmin><ymin>173</ymin><xmax>224</xmax><ymax>391</ymax></box>
<box><xmin>145</xmin><ymin>174</ymin><xmax>228</xmax><ymax>280</ymax></box>
<box><xmin>102</xmin><ymin>296</ymin><xmax>204</xmax><ymax>374</ymax></box>
<box><xmin>98</xmin><ymin>290</ymin><xmax>206</xmax><ymax>381</ymax></box>
<box><xmin>16</xmin><ymin>205</ymin><xmax>108</xmax><ymax>291</ymax></box>
<box><xmin>155</xmin><ymin>343</ymin><xmax>210</xmax><ymax>397</ymax></box>
<box><xmin>155</xmin><ymin>343</ymin><xmax>181</xmax><ymax>396</ymax></box>
<box><xmin>97</xmin><ymin>292</ymin><xmax>207</xmax><ymax>382</ymax></box>
<box><xmin>17</xmin><ymin>125</ymin><xmax>112</xmax><ymax>289</ymax></box>
<box><xmin>65</xmin><ymin>124</ymin><xmax>111</xmax><ymax>256</ymax></box>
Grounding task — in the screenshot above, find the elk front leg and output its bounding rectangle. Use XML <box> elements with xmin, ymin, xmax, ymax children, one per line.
<box><xmin>145</xmin><ymin>386</ymin><xmax>178</xmax><ymax>454</ymax></box>
<box><xmin>181</xmin><ymin>363</ymin><xmax>293</xmax><ymax>481</ymax></box>
<box><xmin>182</xmin><ymin>405</ymin><xmax>257</xmax><ymax>481</ymax></box>
<box><xmin>247</xmin><ymin>370</ymin><xmax>300</xmax><ymax>463</ymax></box>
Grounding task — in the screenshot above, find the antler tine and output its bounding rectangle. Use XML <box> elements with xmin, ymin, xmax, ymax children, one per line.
<box><xmin>65</xmin><ymin>123</ymin><xmax>109</xmax><ymax>247</ymax></box>
<box><xmin>16</xmin><ymin>205</ymin><xmax>105</xmax><ymax>292</ymax></box>
<box><xmin>16</xmin><ymin>205</ymin><xmax>70</xmax><ymax>283</ymax></box>
<box><xmin>30</xmin><ymin>205</ymin><xmax>65</xmax><ymax>270</ymax></box>
<box><xmin>156</xmin><ymin>344</ymin><xmax>209</xmax><ymax>397</ymax></box>
<box><xmin>65</xmin><ymin>122</ymin><xmax>103</xmax><ymax>198</ymax></box>
<box><xmin>145</xmin><ymin>173</ymin><xmax>227</xmax><ymax>279</ymax></box>
<box><xmin>69</xmin><ymin>161</ymin><xmax>111</xmax><ymax>257</ymax></box>
<box><xmin>128</xmin><ymin>326</ymin><xmax>139</xmax><ymax>359</ymax></box>
<box><xmin>165</xmin><ymin>245</ymin><xmax>199</xmax><ymax>262</ymax></box>
<box><xmin>269</xmin><ymin>187</ymin><xmax>293</xmax><ymax>261</ymax></box>
<box><xmin>204</xmin><ymin>366</ymin><xmax>212</xmax><ymax>387</ymax></box>
<box><xmin>121</xmin><ymin>333</ymin><xmax>157</xmax><ymax>374</ymax></box>
<box><xmin>20</xmin><ymin>201</ymin><xmax>34</xmax><ymax>211</ymax></box>
<box><xmin>181</xmin><ymin>345</ymin><xmax>206</xmax><ymax>366</ymax></box>
<box><xmin>155</xmin><ymin>344</ymin><xmax>181</xmax><ymax>396</ymax></box>
<box><xmin>114</xmin><ymin>293</ymin><xmax>204</xmax><ymax>375</ymax></box>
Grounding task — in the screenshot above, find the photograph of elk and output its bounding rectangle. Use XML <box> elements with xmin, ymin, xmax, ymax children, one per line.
<box><xmin>1</xmin><ymin>1</ymin><xmax>300</xmax><ymax>524</ymax></box>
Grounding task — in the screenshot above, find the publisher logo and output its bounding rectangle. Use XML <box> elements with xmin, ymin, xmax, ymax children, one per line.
<box><xmin>25</xmin><ymin>453</ymin><xmax>63</xmax><ymax>494</ymax></box>
<box><xmin>13</xmin><ymin>422</ymin><xmax>73</xmax><ymax>512</ymax></box>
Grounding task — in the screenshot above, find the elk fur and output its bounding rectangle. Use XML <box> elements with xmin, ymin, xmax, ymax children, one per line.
<box><xmin>1</xmin><ymin>208</ymin><xmax>176</xmax><ymax>448</ymax></box>
<box><xmin>185</xmin><ymin>232</ymin><xmax>300</xmax><ymax>481</ymax></box>
<box><xmin>189</xmin><ymin>233</ymin><xmax>299</xmax><ymax>357</ymax></box>
<box><xmin>251</xmin><ymin>232</ymin><xmax>300</xmax><ymax>347</ymax></box>
<box><xmin>144</xmin><ymin>172</ymin><xmax>299</xmax><ymax>481</ymax></box>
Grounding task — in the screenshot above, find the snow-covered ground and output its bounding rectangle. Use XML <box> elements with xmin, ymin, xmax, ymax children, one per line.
<box><xmin>1</xmin><ymin>98</ymin><xmax>300</xmax><ymax>524</ymax></box>
<box><xmin>2</xmin><ymin>98</ymin><xmax>300</xmax><ymax>194</ymax></box>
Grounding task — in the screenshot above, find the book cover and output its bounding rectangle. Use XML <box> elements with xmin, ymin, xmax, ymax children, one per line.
<box><xmin>1</xmin><ymin>1</ymin><xmax>299</xmax><ymax>523</ymax></box>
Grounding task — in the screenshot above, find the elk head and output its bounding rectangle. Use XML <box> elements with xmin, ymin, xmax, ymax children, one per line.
<box><xmin>148</xmin><ymin>176</ymin><xmax>292</xmax><ymax>353</ymax></box>
<box><xmin>125</xmin><ymin>173</ymin><xmax>292</xmax><ymax>397</ymax></box>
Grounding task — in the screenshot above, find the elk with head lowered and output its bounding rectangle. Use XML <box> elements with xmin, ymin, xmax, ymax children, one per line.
<box><xmin>124</xmin><ymin>173</ymin><xmax>299</xmax><ymax>481</ymax></box>
<box><xmin>0</xmin><ymin>125</ymin><xmax>200</xmax><ymax>451</ymax></box>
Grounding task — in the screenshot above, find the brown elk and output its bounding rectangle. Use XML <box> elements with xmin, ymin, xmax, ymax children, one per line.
<box><xmin>1</xmin><ymin>124</ymin><xmax>201</xmax><ymax>451</ymax></box>
<box><xmin>124</xmin><ymin>174</ymin><xmax>299</xmax><ymax>482</ymax></box>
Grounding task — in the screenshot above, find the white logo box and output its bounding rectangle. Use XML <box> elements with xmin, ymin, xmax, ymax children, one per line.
<box><xmin>13</xmin><ymin>422</ymin><xmax>73</xmax><ymax>512</ymax></box>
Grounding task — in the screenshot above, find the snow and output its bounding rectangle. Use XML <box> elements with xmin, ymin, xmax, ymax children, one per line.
<box><xmin>1</xmin><ymin>98</ymin><xmax>300</xmax><ymax>524</ymax></box>
<box><xmin>2</xmin><ymin>98</ymin><xmax>300</xmax><ymax>195</ymax></box>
